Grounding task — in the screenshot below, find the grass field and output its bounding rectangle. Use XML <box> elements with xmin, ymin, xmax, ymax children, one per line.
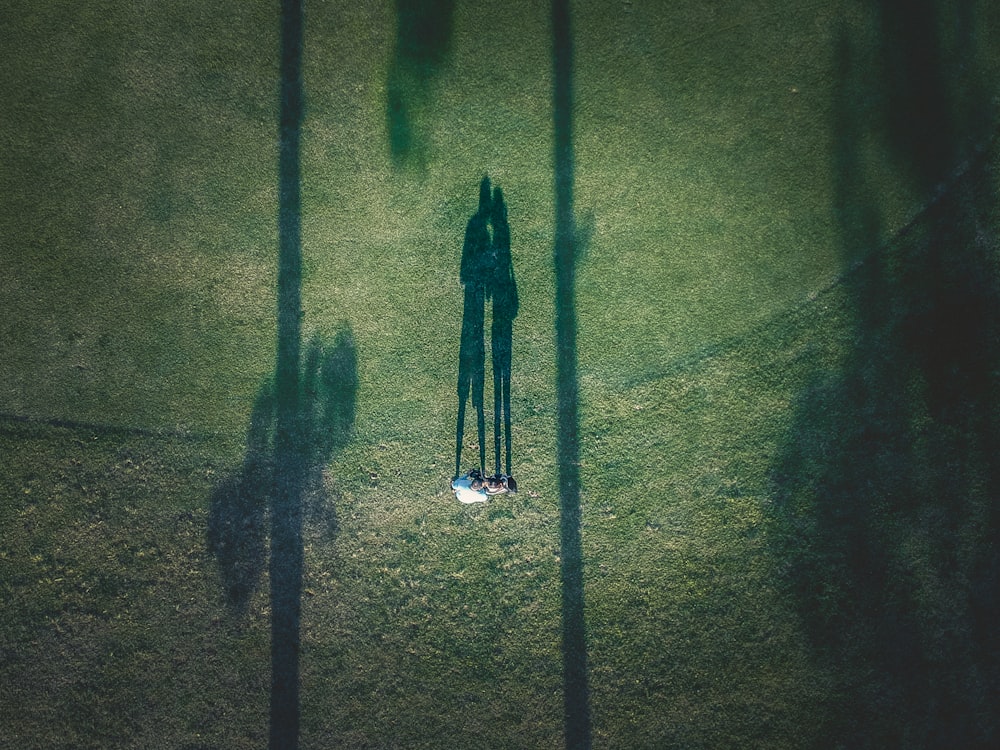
<box><xmin>3</xmin><ymin>1</ymin><xmax>1000</xmax><ymax>748</ymax></box>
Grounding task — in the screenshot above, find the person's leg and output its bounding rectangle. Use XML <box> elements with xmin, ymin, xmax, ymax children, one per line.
<box><xmin>502</xmin><ymin>364</ymin><xmax>513</xmax><ymax>476</ymax></box>
<box><xmin>473</xmin><ymin>369</ymin><xmax>486</xmax><ymax>474</ymax></box>
<box><xmin>455</xmin><ymin>378</ymin><xmax>468</xmax><ymax>478</ymax></box>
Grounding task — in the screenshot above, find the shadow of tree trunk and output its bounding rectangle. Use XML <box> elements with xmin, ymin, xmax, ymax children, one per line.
<box><xmin>553</xmin><ymin>1</ymin><xmax>591</xmax><ymax>748</ymax></box>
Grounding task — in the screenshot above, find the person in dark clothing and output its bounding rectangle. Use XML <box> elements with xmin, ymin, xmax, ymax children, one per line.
<box><xmin>455</xmin><ymin>176</ymin><xmax>492</xmax><ymax>478</ymax></box>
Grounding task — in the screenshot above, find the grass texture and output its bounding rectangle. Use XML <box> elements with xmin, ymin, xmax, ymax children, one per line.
<box><xmin>3</xmin><ymin>1</ymin><xmax>1000</xmax><ymax>748</ymax></box>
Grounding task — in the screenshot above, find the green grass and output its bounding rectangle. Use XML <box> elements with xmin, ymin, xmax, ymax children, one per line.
<box><xmin>3</xmin><ymin>0</ymin><xmax>1000</xmax><ymax>747</ymax></box>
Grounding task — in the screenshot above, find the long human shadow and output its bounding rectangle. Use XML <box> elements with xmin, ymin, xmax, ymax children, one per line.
<box><xmin>386</xmin><ymin>0</ymin><xmax>455</xmax><ymax>168</ymax></box>
<box><xmin>768</xmin><ymin>6</ymin><xmax>1000</xmax><ymax>747</ymax></box>
<box><xmin>454</xmin><ymin>176</ymin><xmax>491</xmax><ymax>477</ymax></box>
<box><xmin>553</xmin><ymin>1</ymin><xmax>591</xmax><ymax>748</ymax></box>
<box><xmin>490</xmin><ymin>186</ymin><xmax>518</xmax><ymax>476</ymax></box>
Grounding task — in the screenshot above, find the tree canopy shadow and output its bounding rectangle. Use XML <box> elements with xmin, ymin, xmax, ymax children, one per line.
<box><xmin>207</xmin><ymin>328</ymin><xmax>358</xmax><ymax>614</ymax></box>
<box><xmin>386</xmin><ymin>0</ymin><xmax>455</xmax><ymax>169</ymax></box>
<box><xmin>491</xmin><ymin>185</ymin><xmax>518</xmax><ymax>477</ymax></box>
<box><xmin>768</xmin><ymin>5</ymin><xmax>1000</xmax><ymax>747</ymax></box>
<box><xmin>453</xmin><ymin>176</ymin><xmax>521</xmax><ymax>480</ymax></box>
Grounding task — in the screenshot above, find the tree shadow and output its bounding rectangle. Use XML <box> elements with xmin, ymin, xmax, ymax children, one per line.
<box><xmin>207</xmin><ymin>329</ymin><xmax>358</xmax><ymax>612</ymax></box>
<box><xmin>207</xmin><ymin>385</ymin><xmax>273</xmax><ymax>615</ymax></box>
<box><xmin>386</xmin><ymin>0</ymin><xmax>455</xmax><ymax>169</ymax></box>
<box><xmin>768</xmin><ymin>6</ymin><xmax>1000</xmax><ymax>747</ymax></box>
<box><xmin>211</xmin><ymin>7</ymin><xmax>359</xmax><ymax>748</ymax></box>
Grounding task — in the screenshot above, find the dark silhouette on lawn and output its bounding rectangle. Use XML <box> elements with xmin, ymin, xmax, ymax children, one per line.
<box><xmin>270</xmin><ymin>1</ymin><xmax>305</xmax><ymax>746</ymax></box>
<box><xmin>490</xmin><ymin>186</ymin><xmax>518</xmax><ymax>477</ymax></box>
<box><xmin>301</xmin><ymin>329</ymin><xmax>358</xmax><ymax>533</ymax></box>
<box><xmin>769</xmin><ymin>5</ymin><xmax>1000</xmax><ymax>747</ymax></box>
<box><xmin>208</xmin><ymin>330</ymin><xmax>356</xmax><ymax>612</ymax></box>
<box><xmin>455</xmin><ymin>176</ymin><xmax>492</xmax><ymax>478</ymax></box>
<box><xmin>386</xmin><ymin>0</ymin><xmax>455</xmax><ymax>168</ymax></box>
<box><xmin>208</xmin><ymin>385</ymin><xmax>273</xmax><ymax>614</ymax></box>
<box><xmin>553</xmin><ymin>1</ymin><xmax>591</xmax><ymax>748</ymax></box>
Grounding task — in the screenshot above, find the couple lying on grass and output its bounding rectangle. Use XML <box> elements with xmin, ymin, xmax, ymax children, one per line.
<box><xmin>452</xmin><ymin>467</ymin><xmax>518</xmax><ymax>504</ymax></box>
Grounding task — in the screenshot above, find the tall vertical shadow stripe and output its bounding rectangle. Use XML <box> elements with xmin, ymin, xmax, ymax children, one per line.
<box><xmin>272</xmin><ymin>1</ymin><xmax>304</xmax><ymax>748</ymax></box>
<box><xmin>553</xmin><ymin>1</ymin><xmax>591</xmax><ymax>748</ymax></box>
<box><xmin>455</xmin><ymin>179</ymin><xmax>519</xmax><ymax>480</ymax></box>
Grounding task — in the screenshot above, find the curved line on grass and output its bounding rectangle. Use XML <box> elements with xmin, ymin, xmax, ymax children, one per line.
<box><xmin>620</xmin><ymin>129</ymin><xmax>1000</xmax><ymax>392</ymax></box>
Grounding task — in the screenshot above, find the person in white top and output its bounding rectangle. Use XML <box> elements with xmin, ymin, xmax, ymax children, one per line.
<box><xmin>452</xmin><ymin>468</ymin><xmax>488</xmax><ymax>504</ymax></box>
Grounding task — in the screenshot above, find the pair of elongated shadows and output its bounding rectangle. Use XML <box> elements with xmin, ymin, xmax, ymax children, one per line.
<box><xmin>454</xmin><ymin>175</ymin><xmax>518</xmax><ymax>480</ymax></box>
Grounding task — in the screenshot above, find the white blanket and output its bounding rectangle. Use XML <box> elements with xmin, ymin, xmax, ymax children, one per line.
<box><xmin>451</xmin><ymin>474</ymin><xmax>488</xmax><ymax>504</ymax></box>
